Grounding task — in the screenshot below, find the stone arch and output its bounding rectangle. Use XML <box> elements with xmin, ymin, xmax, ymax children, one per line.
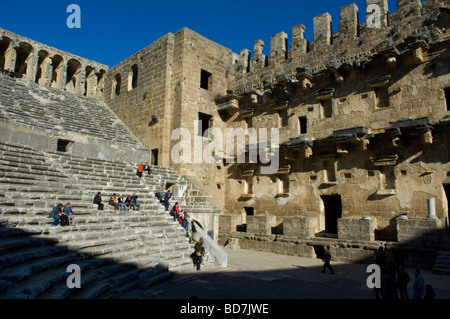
<box><xmin>128</xmin><ymin>64</ymin><xmax>138</xmax><ymax>91</ymax></box>
<box><xmin>14</xmin><ymin>42</ymin><xmax>33</xmax><ymax>79</ymax></box>
<box><xmin>65</xmin><ymin>58</ymin><xmax>82</xmax><ymax>94</ymax></box>
<box><xmin>50</xmin><ymin>55</ymin><xmax>64</xmax><ymax>89</ymax></box>
<box><xmin>35</xmin><ymin>49</ymin><xmax>50</xmax><ymax>85</ymax></box>
<box><xmin>113</xmin><ymin>73</ymin><xmax>121</xmax><ymax>97</ymax></box>
<box><xmin>95</xmin><ymin>69</ymin><xmax>106</xmax><ymax>99</ymax></box>
<box><xmin>0</xmin><ymin>36</ymin><xmax>12</xmax><ymax>72</ymax></box>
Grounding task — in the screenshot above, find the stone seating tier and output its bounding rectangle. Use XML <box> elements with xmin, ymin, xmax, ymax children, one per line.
<box><xmin>0</xmin><ymin>141</ymin><xmax>217</xmax><ymax>299</ymax></box>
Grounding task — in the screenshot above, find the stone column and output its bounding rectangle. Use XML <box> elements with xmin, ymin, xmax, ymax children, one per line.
<box><xmin>427</xmin><ymin>198</ymin><xmax>437</xmax><ymax>220</ymax></box>
<box><xmin>313</xmin><ymin>13</ymin><xmax>332</xmax><ymax>45</ymax></box>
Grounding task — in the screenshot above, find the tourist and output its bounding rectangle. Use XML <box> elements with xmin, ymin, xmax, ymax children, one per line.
<box><xmin>321</xmin><ymin>246</ymin><xmax>335</xmax><ymax>274</ymax></box>
<box><xmin>170</xmin><ymin>202</ymin><xmax>180</xmax><ymax>221</ymax></box>
<box><xmin>192</xmin><ymin>237</ymin><xmax>205</xmax><ymax>271</ymax></box>
<box><xmin>137</xmin><ymin>162</ymin><xmax>144</xmax><ymax>179</ymax></box>
<box><xmin>413</xmin><ymin>268</ymin><xmax>425</xmax><ymax>299</ymax></box>
<box><xmin>93</xmin><ymin>192</ymin><xmax>104</xmax><ymax>210</ymax></box>
<box><xmin>125</xmin><ymin>195</ymin><xmax>133</xmax><ymax>210</ymax></box>
<box><xmin>48</xmin><ymin>203</ymin><xmax>64</xmax><ymax>226</ymax></box>
<box><xmin>190</xmin><ymin>220</ymin><xmax>197</xmax><ymax>243</ymax></box>
<box><xmin>117</xmin><ymin>195</ymin><xmax>127</xmax><ymax>211</ymax></box>
<box><xmin>143</xmin><ymin>162</ymin><xmax>152</xmax><ymax>174</ymax></box>
<box><xmin>424</xmin><ymin>284</ymin><xmax>436</xmax><ymax>299</ymax></box>
<box><xmin>131</xmin><ymin>193</ymin><xmax>141</xmax><ymax>211</ymax></box>
<box><xmin>109</xmin><ymin>193</ymin><xmax>119</xmax><ymax>210</ymax></box>
<box><xmin>183</xmin><ymin>212</ymin><xmax>190</xmax><ymax>232</ymax></box>
<box><xmin>163</xmin><ymin>190</ymin><xmax>172</xmax><ymax>211</ymax></box>
<box><xmin>63</xmin><ymin>202</ymin><xmax>76</xmax><ymax>226</ymax></box>
<box><xmin>397</xmin><ymin>265</ymin><xmax>411</xmax><ymax>299</ymax></box>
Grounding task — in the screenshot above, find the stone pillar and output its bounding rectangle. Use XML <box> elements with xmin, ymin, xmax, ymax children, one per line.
<box><xmin>25</xmin><ymin>53</ymin><xmax>38</xmax><ymax>83</ymax></box>
<box><xmin>251</xmin><ymin>40</ymin><xmax>266</xmax><ymax>68</ymax></box>
<box><xmin>291</xmin><ymin>24</ymin><xmax>307</xmax><ymax>56</ymax></box>
<box><xmin>313</xmin><ymin>13</ymin><xmax>332</xmax><ymax>45</ymax></box>
<box><xmin>366</xmin><ymin>0</ymin><xmax>389</xmax><ymax>29</ymax></box>
<box><xmin>238</xmin><ymin>49</ymin><xmax>250</xmax><ymax>74</ymax></box>
<box><xmin>427</xmin><ymin>198</ymin><xmax>437</xmax><ymax>220</ymax></box>
<box><xmin>339</xmin><ymin>3</ymin><xmax>359</xmax><ymax>39</ymax></box>
<box><xmin>270</xmin><ymin>31</ymin><xmax>288</xmax><ymax>60</ymax></box>
<box><xmin>41</xmin><ymin>59</ymin><xmax>52</xmax><ymax>87</ymax></box>
<box><xmin>4</xmin><ymin>42</ymin><xmax>17</xmax><ymax>73</ymax></box>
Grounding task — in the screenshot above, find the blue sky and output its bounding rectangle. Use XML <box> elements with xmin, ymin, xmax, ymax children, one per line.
<box><xmin>1</xmin><ymin>0</ymin><xmax>406</xmax><ymax>67</ymax></box>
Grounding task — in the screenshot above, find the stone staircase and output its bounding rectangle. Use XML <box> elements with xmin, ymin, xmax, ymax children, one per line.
<box><xmin>432</xmin><ymin>234</ymin><xmax>450</xmax><ymax>275</ymax></box>
<box><xmin>0</xmin><ymin>141</ymin><xmax>218</xmax><ymax>299</ymax></box>
<box><xmin>0</xmin><ymin>75</ymin><xmax>140</xmax><ymax>145</ymax></box>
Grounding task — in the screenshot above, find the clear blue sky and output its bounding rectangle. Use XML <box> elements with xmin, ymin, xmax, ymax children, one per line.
<box><xmin>1</xmin><ymin>0</ymin><xmax>407</xmax><ymax>67</ymax></box>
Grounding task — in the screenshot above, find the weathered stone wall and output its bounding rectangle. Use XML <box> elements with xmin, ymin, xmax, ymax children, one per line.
<box><xmin>103</xmin><ymin>33</ymin><xmax>175</xmax><ymax>167</ymax></box>
<box><xmin>218</xmin><ymin>0</ymin><xmax>450</xmax><ymax>244</ymax></box>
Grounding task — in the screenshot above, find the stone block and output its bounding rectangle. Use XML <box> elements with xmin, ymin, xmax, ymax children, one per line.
<box><xmin>283</xmin><ymin>216</ymin><xmax>318</xmax><ymax>238</ymax></box>
<box><xmin>246</xmin><ymin>215</ymin><xmax>276</xmax><ymax>235</ymax></box>
<box><xmin>396</xmin><ymin>218</ymin><xmax>442</xmax><ymax>243</ymax></box>
<box><xmin>338</xmin><ymin>217</ymin><xmax>377</xmax><ymax>241</ymax></box>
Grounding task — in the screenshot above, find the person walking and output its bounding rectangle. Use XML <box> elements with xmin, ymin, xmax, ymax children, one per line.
<box><xmin>413</xmin><ymin>268</ymin><xmax>425</xmax><ymax>299</ymax></box>
<box><xmin>193</xmin><ymin>237</ymin><xmax>205</xmax><ymax>271</ymax></box>
<box><xmin>321</xmin><ymin>246</ymin><xmax>335</xmax><ymax>274</ymax></box>
<box><xmin>163</xmin><ymin>190</ymin><xmax>172</xmax><ymax>211</ymax></box>
<box><xmin>397</xmin><ymin>265</ymin><xmax>411</xmax><ymax>299</ymax></box>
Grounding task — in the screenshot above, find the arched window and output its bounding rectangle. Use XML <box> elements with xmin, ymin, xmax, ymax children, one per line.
<box><xmin>0</xmin><ymin>37</ymin><xmax>11</xmax><ymax>72</ymax></box>
<box><xmin>14</xmin><ymin>42</ymin><xmax>33</xmax><ymax>79</ymax></box>
<box><xmin>65</xmin><ymin>58</ymin><xmax>81</xmax><ymax>94</ymax></box>
<box><xmin>128</xmin><ymin>64</ymin><xmax>138</xmax><ymax>90</ymax></box>
<box><xmin>114</xmin><ymin>74</ymin><xmax>121</xmax><ymax>96</ymax></box>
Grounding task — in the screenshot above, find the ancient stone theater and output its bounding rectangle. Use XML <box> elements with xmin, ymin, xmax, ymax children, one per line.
<box><xmin>0</xmin><ymin>0</ymin><xmax>449</xmax><ymax>298</ymax></box>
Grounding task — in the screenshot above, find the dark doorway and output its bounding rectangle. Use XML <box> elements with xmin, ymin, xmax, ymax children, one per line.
<box><xmin>151</xmin><ymin>149</ymin><xmax>159</xmax><ymax>166</ymax></box>
<box><xmin>244</xmin><ymin>207</ymin><xmax>254</xmax><ymax>216</ymax></box>
<box><xmin>444</xmin><ymin>184</ymin><xmax>450</xmax><ymax>231</ymax></box>
<box><xmin>57</xmin><ymin>139</ymin><xmax>72</xmax><ymax>153</ymax></box>
<box><xmin>321</xmin><ymin>195</ymin><xmax>342</xmax><ymax>235</ymax></box>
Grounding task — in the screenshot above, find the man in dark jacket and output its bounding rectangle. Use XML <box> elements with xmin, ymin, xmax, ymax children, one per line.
<box><xmin>321</xmin><ymin>246</ymin><xmax>335</xmax><ymax>274</ymax></box>
<box><xmin>93</xmin><ymin>192</ymin><xmax>104</xmax><ymax>210</ymax></box>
